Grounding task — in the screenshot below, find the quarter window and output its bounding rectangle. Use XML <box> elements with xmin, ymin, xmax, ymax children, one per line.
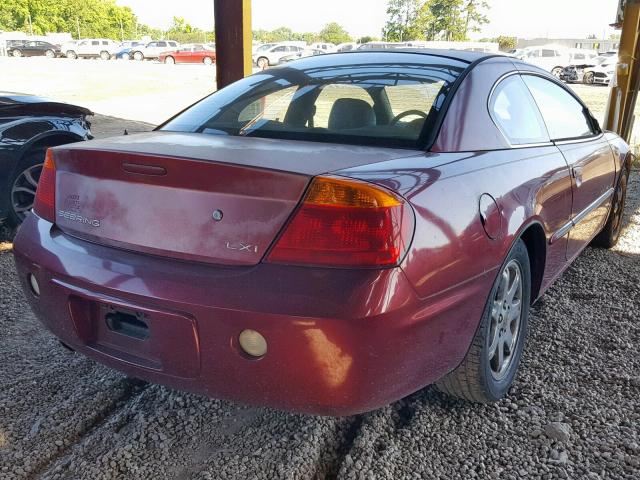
<box><xmin>489</xmin><ymin>75</ymin><xmax>549</xmax><ymax>145</ymax></box>
<box><xmin>523</xmin><ymin>75</ymin><xmax>595</xmax><ymax>140</ymax></box>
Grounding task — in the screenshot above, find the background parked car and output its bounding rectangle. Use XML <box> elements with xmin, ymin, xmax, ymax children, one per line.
<box><xmin>131</xmin><ymin>41</ymin><xmax>180</xmax><ymax>61</ymax></box>
<box><xmin>336</xmin><ymin>42</ymin><xmax>359</xmax><ymax>52</ymax></box>
<box><xmin>65</xmin><ymin>39</ymin><xmax>119</xmax><ymax>60</ymax></box>
<box><xmin>7</xmin><ymin>41</ymin><xmax>61</xmax><ymax>58</ymax></box>
<box><xmin>252</xmin><ymin>42</ymin><xmax>306</xmax><ymax>68</ymax></box>
<box><xmin>279</xmin><ymin>48</ymin><xmax>326</xmax><ymax>63</ymax></box>
<box><xmin>0</xmin><ymin>93</ymin><xmax>91</xmax><ymax>226</ymax></box>
<box><xmin>584</xmin><ymin>57</ymin><xmax>618</xmax><ymax>85</ymax></box>
<box><xmin>113</xmin><ymin>41</ymin><xmax>147</xmax><ymax>60</ymax></box>
<box><xmin>159</xmin><ymin>44</ymin><xmax>216</xmax><ymax>65</ymax></box>
<box><xmin>518</xmin><ymin>45</ymin><xmax>598</xmax><ymax>77</ymax></box>
<box><xmin>309</xmin><ymin>42</ymin><xmax>336</xmax><ymax>52</ymax></box>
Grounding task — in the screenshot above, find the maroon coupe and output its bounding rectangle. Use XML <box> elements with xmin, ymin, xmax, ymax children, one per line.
<box><xmin>13</xmin><ymin>50</ymin><xmax>631</xmax><ymax>415</ymax></box>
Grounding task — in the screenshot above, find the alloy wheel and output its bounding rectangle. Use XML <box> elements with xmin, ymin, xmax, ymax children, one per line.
<box><xmin>13</xmin><ymin>50</ymin><xmax>22</xmax><ymax>57</ymax></box>
<box><xmin>203</xmin><ymin>56</ymin><xmax>213</xmax><ymax>65</ymax></box>
<box><xmin>45</xmin><ymin>49</ymin><xmax>55</xmax><ymax>58</ymax></box>
<box><xmin>11</xmin><ymin>163</ymin><xmax>42</xmax><ymax>222</ymax></box>
<box><xmin>488</xmin><ymin>259</ymin><xmax>524</xmax><ymax>381</ymax></box>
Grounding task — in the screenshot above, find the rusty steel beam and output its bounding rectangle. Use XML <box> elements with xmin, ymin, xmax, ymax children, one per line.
<box><xmin>213</xmin><ymin>0</ymin><xmax>252</xmax><ymax>89</ymax></box>
<box><xmin>604</xmin><ymin>0</ymin><xmax>640</xmax><ymax>141</ymax></box>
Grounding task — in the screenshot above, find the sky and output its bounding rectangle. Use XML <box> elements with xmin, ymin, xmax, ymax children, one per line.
<box><xmin>116</xmin><ymin>0</ymin><xmax>619</xmax><ymax>40</ymax></box>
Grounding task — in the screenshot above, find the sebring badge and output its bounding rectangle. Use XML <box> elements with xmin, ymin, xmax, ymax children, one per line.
<box><xmin>58</xmin><ymin>194</ymin><xmax>101</xmax><ymax>227</ymax></box>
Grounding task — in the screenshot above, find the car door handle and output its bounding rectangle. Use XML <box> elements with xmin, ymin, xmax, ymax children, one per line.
<box><xmin>572</xmin><ymin>166</ymin><xmax>584</xmax><ymax>187</ymax></box>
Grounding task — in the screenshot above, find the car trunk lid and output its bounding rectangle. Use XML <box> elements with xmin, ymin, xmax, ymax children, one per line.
<box><xmin>52</xmin><ymin>132</ymin><xmax>417</xmax><ymax>266</ymax></box>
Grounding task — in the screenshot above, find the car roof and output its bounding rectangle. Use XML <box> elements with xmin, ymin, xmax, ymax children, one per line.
<box><xmin>282</xmin><ymin>49</ymin><xmax>499</xmax><ymax>71</ymax></box>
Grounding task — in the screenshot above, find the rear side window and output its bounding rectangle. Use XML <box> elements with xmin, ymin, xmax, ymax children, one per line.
<box><xmin>523</xmin><ymin>75</ymin><xmax>595</xmax><ymax>140</ymax></box>
<box><xmin>490</xmin><ymin>75</ymin><xmax>549</xmax><ymax>145</ymax></box>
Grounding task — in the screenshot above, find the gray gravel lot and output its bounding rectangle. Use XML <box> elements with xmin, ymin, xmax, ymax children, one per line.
<box><xmin>0</xmin><ymin>115</ymin><xmax>639</xmax><ymax>479</ymax></box>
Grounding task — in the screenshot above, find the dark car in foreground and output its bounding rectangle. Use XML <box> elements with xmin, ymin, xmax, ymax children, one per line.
<box><xmin>7</xmin><ymin>41</ymin><xmax>61</xmax><ymax>58</ymax></box>
<box><xmin>0</xmin><ymin>93</ymin><xmax>91</xmax><ymax>226</ymax></box>
<box><xmin>14</xmin><ymin>51</ymin><xmax>631</xmax><ymax>415</ymax></box>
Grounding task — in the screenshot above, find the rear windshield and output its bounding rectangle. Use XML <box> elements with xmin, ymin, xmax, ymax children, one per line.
<box><xmin>161</xmin><ymin>59</ymin><xmax>466</xmax><ymax>148</ymax></box>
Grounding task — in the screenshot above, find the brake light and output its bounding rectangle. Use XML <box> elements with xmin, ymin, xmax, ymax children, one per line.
<box><xmin>267</xmin><ymin>176</ymin><xmax>414</xmax><ymax>268</ymax></box>
<box><xmin>33</xmin><ymin>149</ymin><xmax>56</xmax><ymax>223</ymax></box>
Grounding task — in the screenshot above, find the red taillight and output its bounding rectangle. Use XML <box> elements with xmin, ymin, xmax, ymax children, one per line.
<box><xmin>267</xmin><ymin>176</ymin><xmax>414</xmax><ymax>268</ymax></box>
<box><xmin>33</xmin><ymin>149</ymin><xmax>56</xmax><ymax>223</ymax></box>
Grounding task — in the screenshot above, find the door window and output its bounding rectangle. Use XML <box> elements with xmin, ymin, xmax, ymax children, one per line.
<box><xmin>92</xmin><ymin>41</ymin><xmax>99</xmax><ymax>46</ymax></box>
<box><xmin>489</xmin><ymin>75</ymin><xmax>549</xmax><ymax>145</ymax></box>
<box><xmin>523</xmin><ymin>75</ymin><xmax>596</xmax><ymax>140</ymax></box>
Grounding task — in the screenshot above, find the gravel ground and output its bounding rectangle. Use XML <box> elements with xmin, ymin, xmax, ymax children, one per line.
<box><xmin>1</xmin><ymin>114</ymin><xmax>639</xmax><ymax>479</ymax></box>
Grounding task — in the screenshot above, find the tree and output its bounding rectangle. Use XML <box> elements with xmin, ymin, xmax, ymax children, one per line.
<box><xmin>383</xmin><ymin>0</ymin><xmax>421</xmax><ymax>42</ymax></box>
<box><xmin>318</xmin><ymin>22</ymin><xmax>352</xmax><ymax>44</ymax></box>
<box><xmin>496</xmin><ymin>35</ymin><xmax>516</xmax><ymax>51</ymax></box>
<box><xmin>461</xmin><ymin>0</ymin><xmax>489</xmax><ymax>38</ymax></box>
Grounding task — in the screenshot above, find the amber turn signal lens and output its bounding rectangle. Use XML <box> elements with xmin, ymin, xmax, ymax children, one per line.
<box><xmin>304</xmin><ymin>176</ymin><xmax>402</xmax><ymax>208</ymax></box>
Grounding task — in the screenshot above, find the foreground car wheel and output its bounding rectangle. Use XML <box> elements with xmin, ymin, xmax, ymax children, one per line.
<box><xmin>436</xmin><ymin>239</ymin><xmax>531</xmax><ymax>403</ymax></box>
<box><xmin>592</xmin><ymin>168</ymin><xmax>629</xmax><ymax>248</ymax></box>
<box><xmin>7</xmin><ymin>150</ymin><xmax>44</xmax><ymax>226</ymax></box>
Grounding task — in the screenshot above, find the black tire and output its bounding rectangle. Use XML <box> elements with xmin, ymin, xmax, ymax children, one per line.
<box><xmin>45</xmin><ymin>49</ymin><xmax>55</xmax><ymax>58</ymax></box>
<box><xmin>100</xmin><ymin>50</ymin><xmax>110</xmax><ymax>61</ymax></box>
<box><xmin>6</xmin><ymin>149</ymin><xmax>46</xmax><ymax>227</ymax></box>
<box><xmin>12</xmin><ymin>49</ymin><xmax>22</xmax><ymax>57</ymax></box>
<box><xmin>551</xmin><ymin>66</ymin><xmax>563</xmax><ymax>78</ymax></box>
<box><xmin>66</xmin><ymin>50</ymin><xmax>78</xmax><ymax>59</ymax></box>
<box><xmin>203</xmin><ymin>56</ymin><xmax>214</xmax><ymax>65</ymax></box>
<box><xmin>436</xmin><ymin>239</ymin><xmax>531</xmax><ymax>403</ymax></box>
<box><xmin>592</xmin><ymin>168</ymin><xmax>629</xmax><ymax>248</ymax></box>
<box><xmin>257</xmin><ymin>57</ymin><xmax>269</xmax><ymax>69</ymax></box>
<box><xmin>133</xmin><ymin>51</ymin><xmax>144</xmax><ymax>61</ymax></box>
<box><xmin>164</xmin><ymin>56</ymin><xmax>175</xmax><ymax>64</ymax></box>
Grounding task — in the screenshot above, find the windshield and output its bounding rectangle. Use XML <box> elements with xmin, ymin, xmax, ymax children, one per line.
<box><xmin>161</xmin><ymin>58</ymin><xmax>466</xmax><ymax>149</ymax></box>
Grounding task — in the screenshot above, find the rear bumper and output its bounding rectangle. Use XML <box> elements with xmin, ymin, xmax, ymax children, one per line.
<box><xmin>13</xmin><ymin>215</ymin><xmax>491</xmax><ymax>415</ymax></box>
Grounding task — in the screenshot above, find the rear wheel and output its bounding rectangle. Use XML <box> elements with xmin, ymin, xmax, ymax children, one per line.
<box><xmin>45</xmin><ymin>49</ymin><xmax>55</xmax><ymax>58</ymax></box>
<box><xmin>257</xmin><ymin>57</ymin><xmax>269</xmax><ymax>69</ymax></box>
<box><xmin>164</xmin><ymin>56</ymin><xmax>175</xmax><ymax>64</ymax></box>
<box><xmin>551</xmin><ymin>66</ymin><xmax>563</xmax><ymax>78</ymax></box>
<box><xmin>203</xmin><ymin>56</ymin><xmax>214</xmax><ymax>65</ymax></box>
<box><xmin>133</xmin><ymin>51</ymin><xmax>144</xmax><ymax>61</ymax></box>
<box><xmin>592</xmin><ymin>168</ymin><xmax>629</xmax><ymax>248</ymax></box>
<box><xmin>100</xmin><ymin>50</ymin><xmax>110</xmax><ymax>61</ymax></box>
<box><xmin>436</xmin><ymin>239</ymin><xmax>531</xmax><ymax>403</ymax></box>
<box><xmin>66</xmin><ymin>50</ymin><xmax>78</xmax><ymax>59</ymax></box>
<box><xmin>7</xmin><ymin>149</ymin><xmax>45</xmax><ymax>226</ymax></box>
<box><xmin>12</xmin><ymin>49</ymin><xmax>22</xmax><ymax>57</ymax></box>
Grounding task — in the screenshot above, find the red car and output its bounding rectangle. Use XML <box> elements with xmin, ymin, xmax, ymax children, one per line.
<box><xmin>158</xmin><ymin>44</ymin><xmax>216</xmax><ymax>65</ymax></box>
<box><xmin>14</xmin><ymin>51</ymin><xmax>631</xmax><ymax>415</ymax></box>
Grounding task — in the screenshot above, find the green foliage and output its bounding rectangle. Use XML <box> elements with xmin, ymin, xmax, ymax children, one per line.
<box><xmin>384</xmin><ymin>0</ymin><xmax>489</xmax><ymax>41</ymax></box>
<box><xmin>318</xmin><ymin>22</ymin><xmax>352</xmax><ymax>44</ymax></box>
<box><xmin>165</xmin><ymin>16</ymin><xmax>213</xmax><ymax>44</ymax></box>
<box><xmin>383</xmin><ymin>0</ymin><xmax>421</xmax><ymax>42</ymax></box>
<box><xmin>253</xmin><ymin>23</ymin><xmax>352</xmax><ymax>45</ymax></box>
<box><xmin>496</xmin><ymin>35</ymin><xmax>516</xmax><ymax>51</ymax></box>
<box><xmin>0</xmin><ymin>0</ymin><xmax>141</xmax><ymax>39</ymax></box>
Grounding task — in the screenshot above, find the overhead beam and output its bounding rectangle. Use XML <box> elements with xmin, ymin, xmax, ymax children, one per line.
<box><xmin>213</xmin><ymin>0</ymin><xmax>252</xmax><ymax>89</ymax></box>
